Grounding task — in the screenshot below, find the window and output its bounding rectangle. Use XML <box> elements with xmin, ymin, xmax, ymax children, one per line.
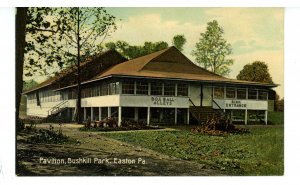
<box><xmin>248</xmin><ymin>89</ymin><xmax>257</xmax><ymax>100</ymax></box>
<box><xmin>214</xmin><ymin>87</ymin><xmax>224</xmax><ymax>99</ymax></box>
<box><xmin>122</xmin><ymin>81</ymin><xmax>134</xmax><ymax>94</ymax></box>
<box><xmin>164</xmin><ymin>83</ymin><xmax>175</xmax><ymax>96</ymax></box>
<box><xmin>136</xmin><ymin>81</ymin><xmax>148</xmax><ymax>95</ymax></box>
<box><xmin>92</xmin><ymin>85</ymin><xmax>101</xmax><ymax>97</ymax></box>
<box><xmin>101</xmin><ymin>83</ymin><xmax>109</xmax><ymax>96</ymax></box>
<box><xmin>258</xmin><ymin>91</ymin><xmax>268</xmax><ymax>100</ymax></box>
<box><xmin>177</xmin><ymin>83</ymin><xmax>188</xmax><ymax>96</ymax></box>
<box><xmin>109</xmin><ymin>82</ymin><xmax>120</xmax><ymax>95</ymax></box>
<box><xmin>85</xmin><ymin>88</ymin><xmax>92</xmax><ymax>98</ymax></box>
<box><xmin>226</xmin><ymin>87</ymin><xmax>236</xmax><ymax>99</ymax></box>
<box><xmin>151</xmin><ymin>82</ymin><xmax>163</xmax><ymax>95</ymax></box>
<box><xmin>237</xmin><ymin>89</ymin><xmax>246</xmax><ymax>99</ymax></box>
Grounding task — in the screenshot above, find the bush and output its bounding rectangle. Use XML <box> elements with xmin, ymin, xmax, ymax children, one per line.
<box><xmin>16</xmin><ymin>119</ymin><xmax>25</xmax><ymax>132</ymax></box>
<box><xmin>27</xmin><ymin>124</ymin><xmax>71</xmax><ymax>144</ymax></box>
<box><xmin>191</xmin><ymin>115</ymin><xmax>250</xmax><ymax>136</ymax></box>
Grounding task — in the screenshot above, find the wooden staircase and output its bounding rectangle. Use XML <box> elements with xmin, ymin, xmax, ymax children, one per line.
<box><xmin>189</xmin><ymin>99</ymin><xmax>227</xmax><ymax>124</ymax></box>
<box><xmin>189</xmin><ymin>106</ymin><xmax>223</xmax><ymax>124</ymax></box>
<box><xmin>44</xmin><ymin>101</ymin><xmax>69</xmax><ymax>123</ymax></box>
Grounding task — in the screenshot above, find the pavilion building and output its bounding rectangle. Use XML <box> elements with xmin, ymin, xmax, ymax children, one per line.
<box><xmin>23</xmin><ymin>46</ymin><xmax>277</xmax><ymax>125</ymax></box>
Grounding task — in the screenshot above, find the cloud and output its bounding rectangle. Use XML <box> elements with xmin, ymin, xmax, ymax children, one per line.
<box><xmin>204</xmin><ymin>8</ymin><xmax>284</xmax><ymax>54</ymax></box>
<box><xmin>106</xmin><ymin>13</ymin><xmax>206</xmax><ymax>55</ymax></box>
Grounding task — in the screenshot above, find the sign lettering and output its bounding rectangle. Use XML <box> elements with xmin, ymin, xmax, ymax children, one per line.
<box><xmin>151</xmin><ymin>96</ymin><xmax>175</xmax><ymax>106</ymax></box>
<box><xmin>225</xmin><ymin>100</ymin><xmax>247</xmax><ymax>108</ymax></box>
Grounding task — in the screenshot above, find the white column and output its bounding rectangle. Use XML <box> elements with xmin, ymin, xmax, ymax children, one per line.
<box><xmin>148</xmin><ymin>82</ymin><xmax>151</xmax><ymax>95</ymax></box>
<box><xmin>91</xmin><ymin>107</ymin><xmax>94</xmax><ymax>121</ymax></box>
<box><xmin>83</xmin><ymin>107</ymin><xmax>86</xmax><ymax>121</ymax></box>
<box><xmin>147</xmin><ymin>107</ymin><xmax>150</xmax><ymax>125</ymax></box>
<box><xmin>245</xmin><ymin>109</ymin><xmax>248</xmax><ymax>125</ymax></box>
<box><xmin>174</xmin><ymin>108</ymin><xmax>177</xmax><ymax>125</ymax></box>
<box><xmin>265</xmin><ymin>110</ymin><xmax>268</xmax><ymax>125</ymax></box>
<box><xmin>187</xmin><ymin>108</ymin><xmax>190</xmax><ymax>125</ymax></box>
<box><xmin>108</xmin><ymin>107</ymin><xmax>111</xmax><ymax>118</ymax></box>
<box><xmin>118</xmin><ymin>106</ymin><xmax>122</xmax><ymax>127</ymax></box>
<box><xmin>134</xmin><ymin>107</ymin><xmax>139</xmax><ymax>121</ymax></box>
<box><xmin>99</xmin><ymin>107</ymin><xmax>102</xmax><ymax>121</ymax></box>
<box><xmin>134</xmin><ymin>81</ymin><xmax>137</xmax><ymax>94</ymax></box>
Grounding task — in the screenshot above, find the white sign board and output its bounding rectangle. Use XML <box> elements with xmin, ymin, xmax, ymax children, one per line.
<box><xmin>213</xmin><ymin>99</ymin><xmax>268</xmax><ymax>110</ymax></box>
<box><xmin>120</xmin><ymin>95</ymin><xmax>189</xmax><ymax>108</ymax></box>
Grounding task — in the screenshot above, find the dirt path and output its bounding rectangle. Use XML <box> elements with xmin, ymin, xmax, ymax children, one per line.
<box><xmin>16</xmin><ymin>123</ymin><xmax>226</xmax><ymax>176</ymax></box>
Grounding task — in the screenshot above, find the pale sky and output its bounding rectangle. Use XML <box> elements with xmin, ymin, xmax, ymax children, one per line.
<box><xmin>105</xmin><ymin>7</ymin><xmax>284</xmax><ymax>98</ymax></box>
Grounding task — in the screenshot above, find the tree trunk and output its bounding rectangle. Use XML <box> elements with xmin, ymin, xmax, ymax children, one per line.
<box><xmin>16</xmin><ymin>7</ymin><xmax>28</xmax><ymax>126</ymax></box>
<box><xmin>76</xmin><ymin>7</ymin><xmax>82</xmax><ymax>124</ymax></box>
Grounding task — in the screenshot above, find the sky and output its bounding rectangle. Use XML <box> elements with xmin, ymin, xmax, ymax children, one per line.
<box><xmin>104</xmin><ymin>7</ymin><xmax>284</xmax><ymax>98</ymax></box>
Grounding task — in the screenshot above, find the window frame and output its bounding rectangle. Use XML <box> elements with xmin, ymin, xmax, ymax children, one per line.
<box><xmin>164</xmin><ymin>82</ymin><xmax>176</xmax><ymax>96</ymax></box>
<box><xmin>151</xmin><ymin>82</ymin><xmax>163</xmax><ymax>95</ymax></box>
<box><xmin>225</xmin><ymin>87</ymin><xmax>236</xmax><ymax>99</ymax></box>
<box><xmin>177</xmin><ymin>83</ymin><xmax>188</xmax><ymax>97</ymax></box>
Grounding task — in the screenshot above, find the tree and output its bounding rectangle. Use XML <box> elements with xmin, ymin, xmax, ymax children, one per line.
<box><xmin>172</xmin><ymin>34</ymin><xmax>186</xmax><ymax>52</ymax></box>
<box><xmin>24</xmin><ymin>8</ymin><xmax>117</xmax><ymax>123</ymax></box>
<box><xmin>105</xmin><ymin>40</ymin><xmax>168</xmax><ymax>59</ymax></box>
<box><xmin>236</xmin><ymin>61</ymin><xmax>274</xmax><ymax>84</ymax></box>
<box><xmin>16</xmin><ymin>7</ymin><xmax>28</xmax><ymax>129</ymax></box>
<box><xmin>192</xmin><ymin>20</ymin><xmax>233</xmax><ymax>76</ymax></box>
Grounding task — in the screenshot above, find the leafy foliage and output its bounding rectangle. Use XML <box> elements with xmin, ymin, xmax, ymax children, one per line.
<box><xmin>192</xmin><ymin>20</ymin><xmax>233</xmax><ymax>76</ymax></box>
<box><xmin>172</xmin><ymin>34</ymin><xmax>186</xmax><ymax>52</ymax></box>
<box><xmin>191</xmin><ymin>116</ymin><xmax>250</xmax><ymax>136</ymax></box>
<box><xmin>24</xmin><ymin>7</ymin><xmax>117</xmax><ymax>77</ymax></box>
<box><xmin>105</xmin><ymin>40</ymin><xmax>169</xmax><ymax>59</ymax></box>
<box><xmin>27</xmin><ymin>124</ymin><xmax>72</xmax><ymax>144</ymax></box>
<box><xmin>236</xmin><ymin>61</ymin><xmax>274</xmax><ymax>84</ymax></box>
<box><xmin>23</xmin><ymin>79</ymin><xmax>38</xmax><ymax>91</ymax></box>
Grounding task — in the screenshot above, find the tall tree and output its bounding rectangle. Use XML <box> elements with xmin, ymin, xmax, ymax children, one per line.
<box><xmin>16</xmin><ymin>7</ymin><xmax>28</xmax><ymax>130</ymax></box>
<box><xmin>172</xmin><ymin>34</ymin><xmax>186</xmax><ymax>52</ymax></box>
<box><xmin>236</xmin><ymin>61</ymin><xmax>274</xmax><ymax>84</ymax></box>
<box><xmin>192</xmin><ymin>20</ymin><xmax>233</xmax><ymax>76</ymax></box>
<box><xmin>24</xmin><ymin>8</ymin><xmax>117</xmax><ymax>123</ymax></box>
<box><xmin>105</xmin><ymin>40</ymin><xmax>168</xmax><ymax>59</ymax></box>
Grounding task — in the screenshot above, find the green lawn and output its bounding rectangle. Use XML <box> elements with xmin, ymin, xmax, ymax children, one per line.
<box><xmin>268</xmin><ymin>111</ymin><xmax>284</xmax><ymax>125</ymax></box>
<box><xmin>102</xmin><ymin>126</ymin><xmax>284</xmax><ymax>175</ymax></box>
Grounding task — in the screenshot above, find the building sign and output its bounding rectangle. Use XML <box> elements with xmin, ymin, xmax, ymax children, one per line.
<box><xmin>213</xmin><ymin>99</ymin><xmax>268</xmax><ymax>110</ymax></box>
<box><xmin>151</xmin><ymin>96</ymin><xmax>175</xmax><ymax>106</ymax></box>
<box><xmin>225</xmin><ymin>100</ymin><xmax>246</xmax><ymax>108</ymax></box>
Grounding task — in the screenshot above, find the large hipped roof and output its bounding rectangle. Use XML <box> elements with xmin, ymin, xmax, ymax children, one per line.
<box><xmin>91</xmin><ymin>46</ymin><xmax>277</xmax><ymax>87</ymax></box>
<box><xmin>25</xmin><ymin>46</ymin><xmax>277</xmax><ymax>94</ymax></box>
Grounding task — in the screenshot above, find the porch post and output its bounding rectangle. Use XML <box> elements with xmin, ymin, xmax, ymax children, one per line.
<box><xmin>83</xmin><ymin>107</ymin><xmax>86</xmax><ymax>121</ymax></box>
<box><xmin>118</xmin><ymin>106</ymin><xmax>122</xmax><ymax>127</ymax></box>
<box><xmin>134</xmin><ymin>107</ymin><xmax>139</xmax><ymax>122</ymax></box>
<box><xmin>91</xmin><ymin>107</ymin><xmax>94</xmax><ymax>121</ymax></box>
<box><xmin>265</xmin><ymin>110</ymin><xmax>268</xmax><ymax>125</ymax></box>
<box><xmin>108</xmin><ymin>107</ymin><xmax>111</xmax><ymax>118</ymax></box>
<box><xmin>147</xmin><ymin>107</ymin><xmax>150</xmax><ymax>125</ymax></box>
<box><xmin>245</xmin><ymin>109</ymin><xmax>248</xmax><ymax>125</ymax></box>
<box><xmin>99</xmin><ymin>107</ymin><xmax>102</xmax><ymax>121</ymax></box>
<box><xmin>174</xmin><ymin>108</ymin><xmax>177</xmax><ymax>125</ymax></box>
<box><xmin>187</xmin><ymin>108</ymin><xmax>190</xmax><ymax>125</ymax></box>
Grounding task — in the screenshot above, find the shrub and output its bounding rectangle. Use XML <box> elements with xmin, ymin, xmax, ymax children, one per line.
<box><xmin>27</xmin><ymin>124</ymin><xmax>71</xmax><ymax>144</ymax></box>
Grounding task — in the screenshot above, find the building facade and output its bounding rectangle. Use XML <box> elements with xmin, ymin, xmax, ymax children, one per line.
<box><xmin>24</xmin><ymin>47</ymin><xmax>277</xmax><ymax>125</ymax></box>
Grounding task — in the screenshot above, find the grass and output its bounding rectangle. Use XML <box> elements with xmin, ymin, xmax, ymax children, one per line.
<box><xmin>102</xmin><ymin>126</ymin><xmax>284</xmax><ymax>175</ymax></box>
<box><xmin>268</xmin><ymin>111</ymin><xmax>284</xmax><ymax>125</ymax></box>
